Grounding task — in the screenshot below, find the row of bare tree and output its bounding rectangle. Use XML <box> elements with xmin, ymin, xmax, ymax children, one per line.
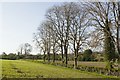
<box><xmin>33</xmin><ymin>2</ymin><xmax>120</xmax><ymax>69</ymax></box>
<box><xmin>18</xmin><ymin>43</ymin><xmax>32</xmax><ymax>55</ymax></box>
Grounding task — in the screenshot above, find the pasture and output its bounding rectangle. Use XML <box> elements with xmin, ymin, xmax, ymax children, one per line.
<box><xmin>55</xmin><ymin>61</ymin><xmax>107</xmax><ymax>68</ymax></box>
<box><xmin>1</xmin><ymin>60</ymin><xmax>116</xmax><ymax>78</ymax></box>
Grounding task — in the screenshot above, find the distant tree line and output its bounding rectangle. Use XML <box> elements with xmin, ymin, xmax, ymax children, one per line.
<box><xmin>0</xmin><ymin>52</ymin><xmax>43</xmax><ymax>60</ymax></box>
<box><xmin>33</xmin><ymin>2</ymin><xmax>120</xmax><ymax>69</ymax></box>
<box><xmin>0</xmin><ymin>43</ymin><xmax>34</xmax><ymax>60</ymax></box>
<box><xmin>0</xmin><ymin>50</ymin><xmax>105</xmax><ymax>62</ymax></box>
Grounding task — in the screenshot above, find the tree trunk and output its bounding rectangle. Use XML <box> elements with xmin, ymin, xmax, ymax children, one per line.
<box><xmin>53</xmin><ymin>48</ymin><xmax>55</xmax><ymax>63</ymax></box>
<box><xmin>20</xmin><ymin>47</ymin><xmax>22</xmax><ymax>55</ymax></box>
<box><xmin>74</xmin><ymin>49</ymin><xmax>77</xmax><ymax>69</ymax></box>
<box><xmin>74</xmin><ymin>43</ymin><xmax>79</xmax><ymax>69</ymax></box>
<box><xmin>43</xmin><ymin>51</ymin><xmax>45</xmax><ymax>62</ymax></box>
<box><xmin>104</xmin><ymin>21</ymin><xmax>116</xmax><ymax>61</ymax></box>
<box><xmin>47</xmin><ymin>51</ymin><xmax>50</xmax><ymax>63</ymax></box>
<box><xmin>61</xmin><ymin>41</ymin><xmax>64</xmax><ymax>64</ymax></box>
<box><xmin>64</xmin><ymin>45</ymin><xmax>68</xmax><ymax>67</ymax></box>
<box><xmin>117</xmin><ymin>27</ymin><xmax>120</xmax><ymax>55</ymax></box>
<box><xmin>25</xmin><ymin>49</ymin><xmax>27</xmax><ymax>55</ymax></box>
<box><xmin>74</xmin><ymin>40</ymin><xmax>77</xmax><ymax>69</ymax></box>
<box><xmin>117</xmin><ymin>2</ymin><xmax>120</xmax><ymax>56</ymax></box>
<box><xmin>74</xmin><ymin>57</ymin><xmax>77</xmax><ymax>69</ymax></box>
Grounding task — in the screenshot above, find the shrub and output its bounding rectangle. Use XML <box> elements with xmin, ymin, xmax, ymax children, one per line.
<box><xmin>8</xmin><ymin>53</ymin><xmax>18</xmax><ymax>60</ymax></box>
<box><xmin>82</xmin><ymin>49</ymin><xmax>93</xmax><ymax>61</ymax></box>
<box><xmin>77</xmin><ymin>55</ymin><xmax>83</xmax><ymax>61</ymax></box>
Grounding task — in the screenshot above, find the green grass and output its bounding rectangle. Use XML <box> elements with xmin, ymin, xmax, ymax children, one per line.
<box><xmin>1</xmin><ymin>60</ymin><xmax>118</xmax><ymax>78</ymax></box>
<box><xmin>0</xmin><ymin>60</ymin><xmax>2</xmax><ymax>78</ymax></box>
<box><xmin>55</xmin><ymin>61</ymin><xmax>107</xmax><ymax>68</ymax></box>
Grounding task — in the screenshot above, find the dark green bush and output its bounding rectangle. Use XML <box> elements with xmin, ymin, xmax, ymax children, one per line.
<box><xmin>77</xmin><ymin>55</ymin><xmax>83</xmax><ymax>61</ymax></box>
<box><xmin>82</xmin><ymin>49</ymin><xmax>93</xmax><ymax>61</ymax></box>
<box><xmin>7</xmin><ymin>53</ymin><xmax>18</xmax><ymax>60</ymax></box>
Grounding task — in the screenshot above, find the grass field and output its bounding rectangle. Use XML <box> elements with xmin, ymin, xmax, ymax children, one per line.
<box><xmin>55</xmin><ymin>61</ymin><xmax>107</xmax><ymax>68</ymax></box>
<box><xmin>1</xmin><ymin>60</ymin><xmax>117</xmax><ymax>78</ymax></box>
<box><xmin>0</xmin><ymin>60</ymin><xmax>2</xmax><ymax>78</ymax></box>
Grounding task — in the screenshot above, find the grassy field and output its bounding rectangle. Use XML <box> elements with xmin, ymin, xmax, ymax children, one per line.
<box><xmin>55</xmin><ymin>61</ymin><xmax>107</xmax><ymax>68</ymax></box>
<box><xmin>0</xmin><ymin>60</ymin><xmax>2</xmax><ymax>78</ymax></box>
<box><xmin>1</xmin><ymin>60</ymin><xmax>117</xmax><ymax>78</ymax></box>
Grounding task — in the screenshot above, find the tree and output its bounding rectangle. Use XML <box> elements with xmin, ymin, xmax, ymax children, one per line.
<box><xmin>116</xmin><ymin>2</ymin><xmax>120</xmax><ymax>56</ymax></box>
<box><xmin>83</xmin><ymin>49</ymin><xmax>93</xmax><ymax>61</ymax></box>
<box><xmin>24</xmin><ymin>43</ymin><xmax>32</xmax><ymax>55</ymax></box>
<box><xmin>46</xmin><ymin>2</ymin><xmax>84</xmax><ymax>66</ymax></box>
<box><xmin>110</xmin><ymin>2</ymin><xmax>120</xmax><ymax>58</ymax></box>
<box><xmin>19</xmin><ymin>43</ymin><xmax>32</xmax><ymax>55</ymax></box>
<box><xmin>85</xmin><ymin>2</ymin><xmax>116</xmax><ymax>61</ymax></box>
<box><xmin>8</xmin><ymin>53</ymin><xmax>17</xmax><ymax>60</ymax></box>
<box><xmin>1</xmin><ymin>52</ymin><xmax>7</xmax><ymax>59</ymax></box>
<box><xmin>18</xmin><ymin>44</ymin><xmax>24</xmax><ymax>55</ymax></box>
<box><xmin>36</xmin><ymin>21</ymin><xmax>53</xmax><ymax>63</ymax></box>
<box><xmin>88</xmin><ymin>29</ymin><xmax>104</xmax><ymax>52</ymax></box>
<box><xmin>50</xmin><ymin>26</ymin><xmax>60</xmax><ymax>63</ymax></box>
<box><xmin>33</xmin><ymin>32</ymin><xmax>46</xmax><ymax>62</ymax></box>
<box><xmin>43</xmin><ymin>21</ymin><xmax>53</xmax><ymax>63</ymax></box>
<box><xmin>68</xmin><ymin>3</ymin><xmax>89</xmax><ymax>69</ymax></box>
<box><xmin>46</xmin><ymin>4</ymin><xmax>65</xmax><ymax>64</ymax></box>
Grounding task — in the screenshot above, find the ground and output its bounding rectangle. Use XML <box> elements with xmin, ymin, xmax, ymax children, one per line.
<box><xmin>1</xmin><ymin>60</ymin><xmax>117</xmax><ymax>78</ymax></box>
<box><xmin>56</xmin><ymin>61</ymin><xmax>107</xmax><ymax>68</ymax></box>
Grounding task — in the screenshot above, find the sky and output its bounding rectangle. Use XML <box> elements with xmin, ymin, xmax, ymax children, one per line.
<box><xmin>0</xmin><ymin>0</ymin><xmax>120</xmax><ymax>54</ymax></box>
<box><xmin>0</xmin><ymin>2</ymin><xmax>64</xmax><ymax>54</ymax></box>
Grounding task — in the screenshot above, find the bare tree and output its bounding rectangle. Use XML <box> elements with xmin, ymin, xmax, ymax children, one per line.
<box><xmin>23</xmin><ymin>43</ymin><xmax>32</xmax><ymax>55</ymax></box>
<box><xmin>18</xmin><ymin>44</ymin><xmax>24</xmax><ymax>55</ymax></box>
<box><xmin>88</xmin><ymin>29</ymin><xmax>104</xmax><ymax>51</ymax></box>
<box><xmin>85</xmin><ymin>2</ymin><xmax>116</xmax><ymax>61</ymax></box>
<box><xmin>46</xmin><ymin>3</ymin><xmax>78</xmax><ymax>66</ymax></box>
<box><xmin>46</xmin><ymin>5</ymin><xmax>65</xmax><ymax>64</ymax></box>
<box><xmin>118</xmin><ymin>2</ymin><xmax>120</xmax><ymax>56</ymax></box>
<box><xmin>18</xmin><ymin>43</ymin><xmax>32</xmax><ymax>55</ymax></box>
<box><xmin>39</xmin><ymin>21</ymin><xmax>52</xmax><ymax>63</ymax></box>
<box><xmin>112</xmin><ymin>2</ymin><xmax>120</xmax><ymax>56</ymax></box>
<box><xmin>45</xmin><ymin>2</ymin><xmax>91</xmax><ymax>67</ymax></box>
<box><xmin>50</xmin><ymin>25</ymin><xmax>60</xmax><ymax>63</ymax></box>
<box><xmin>68</xmin><ymin>3</ymin><xmax>89</xmax><ymax>69</ymax></box>
<box><xmin>33</xmin><ymin>32</ymin><xmax>46</xmax><ymax>62</ymax></box>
